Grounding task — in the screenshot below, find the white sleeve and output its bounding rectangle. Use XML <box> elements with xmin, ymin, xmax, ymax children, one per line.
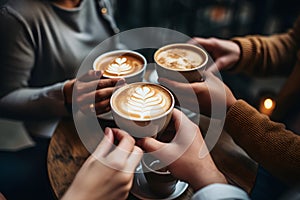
<box><xmin>191</xmin><ymin>184</ymin><xmax>250</xmax><ymax>200</ymax></box>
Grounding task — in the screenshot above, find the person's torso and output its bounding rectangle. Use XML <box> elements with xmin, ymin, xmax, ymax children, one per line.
<box><xmin>6</xmin><ymin>0</ymin><xmax>116</xmax><ymax>87</ymax></box>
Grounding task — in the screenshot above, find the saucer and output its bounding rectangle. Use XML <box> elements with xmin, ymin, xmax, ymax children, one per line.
<box><xmin>97</xmin><ymin>110</ymin><xmax>114</xmax><ymax>120</ymax></box>
<box><xmin>131</xmin><ymin>164</ymin><xmax>189</xmax><ymax>200</ymax></box>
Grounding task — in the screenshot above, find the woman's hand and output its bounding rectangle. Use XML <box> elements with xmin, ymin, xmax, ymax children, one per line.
<box><xmin>137</xmin><ymin>109</ymin><xmax>227</xmax><ymax>191</ymax></box>
<box><xmin>189</xmin><ymin>37</ymin><xmax>241</xmax><ymax>72</ymax></box>
<box><xmin>64</xmin><ymin>70</ymin><xmax>125</xmax><ymax>115</ymax></box>
<box><xmin>62</xmin><ymin>128</ymin><xmax>143</xmax><ymax>200</ymax></box>
<box><xmin>159</xmin><ymin>72</ymin><xmax>237</xmax><ymax>117</ymax></box>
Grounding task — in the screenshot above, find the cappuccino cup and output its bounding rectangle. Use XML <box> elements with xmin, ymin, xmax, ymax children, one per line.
<box><xmin>110</xmin><ymin>82</ymin><xmax>174</xmax><ymax>138</ymax></box>
<box><xmin>154</xmin><ymin>43</ymin><xmax>208</xmax><ymax>83</ymax></box>
<box><xmin>141</xmin><ymin>154</ymin><xmax>178</xmax><ymax>197</ymax></box>
<box><xmin>93</xmin><ymin>50</ymin><xmax>147</xmax><ymax>83</ymax></box>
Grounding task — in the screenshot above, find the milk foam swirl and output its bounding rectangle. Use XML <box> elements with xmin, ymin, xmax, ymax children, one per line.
<box><xmin>126</xmin><ymin>86</ymin><xmax>167</xmax><ymax>119</ymax></box>
<box><xmin>106</xmin><ymin>57</ymin><xmax>132</xmax><ymax>75</ymax></box>
<box><xmin>157</xmin><ymin>48</ymin><xmax>203</xmax><ymax>70</ymax></box>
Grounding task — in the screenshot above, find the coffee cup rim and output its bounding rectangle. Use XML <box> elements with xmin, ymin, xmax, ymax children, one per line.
<box><xmin>154</xmin><ymin>43</ymin><xmax>208</xmax><ymax>72</ymax></box>
<box><xmin>110</xmin><ymin>82</ymin><xmax>175</xmax><ymax>122</ymax></box>
<box><xmin>93</xmin><ymin>50</ymin><xmax>147</xmax><ymax>78</ymax></box>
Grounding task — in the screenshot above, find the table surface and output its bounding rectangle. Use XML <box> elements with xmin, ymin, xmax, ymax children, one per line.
<box><xmin>47</xmin><ymin>116</ymin><xmax>258</xmax><ymax>200</ymax></box>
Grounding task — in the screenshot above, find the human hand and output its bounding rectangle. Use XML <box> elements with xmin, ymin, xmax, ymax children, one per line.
<box><xmin>188</xmin><ymin>37</ymin><xmax>240</xmax><ymax>72</ymax></box>
<box><xmin>62</xmin><ymin>127</ymin><xmax>143</xmax><ymax>200</ymax></box>
<box><xmin>0</xmin><ymin>193</ymin><xmax>6</xmax><ymax>200</ymax></box>
<box><xmin>158</xmin><ymin>72</ymin><xmax>237</xmax><ymax>117</ymax></box>
<box><xmin>64</xmin><ymin>70</ymin><xmax>125</xmax><ymax>115</ymax></box>
<box><xmin>137</xmin><ymin>109</ymin><xmax>227</xmax><ymax>191</ymax></box>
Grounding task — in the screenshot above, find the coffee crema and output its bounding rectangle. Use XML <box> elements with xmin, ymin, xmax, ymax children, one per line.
<box><xmin>112</xmin><ymin>83</ymin><xmax>172</xmax><ymax>120</ymax></box>
<box><xmin>95</xmin><ymin>53</ymin><xmax>144</xmax><ymax>77</ymax></box>
<box><xmin>155</xmin><ymin>47</ymin><xmax>204</xmax><ymax>70</ymax></box>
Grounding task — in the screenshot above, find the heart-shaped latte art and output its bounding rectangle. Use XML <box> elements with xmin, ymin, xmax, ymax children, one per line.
<box><xmin>126</xmin><ymin>86</ymin><xmax>166</xmax><ymax>119</ymax></box>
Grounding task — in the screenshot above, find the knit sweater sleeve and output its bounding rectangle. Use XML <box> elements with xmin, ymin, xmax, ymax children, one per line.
<box><xmin>230</xmin><ymin>17</ymin><xmax>300</xmax><ymax>76</ymax></box>
<box><xmin>224</xmin><ymin>100</ymin><xmax>300</xmax><ymax>185</ymax></box>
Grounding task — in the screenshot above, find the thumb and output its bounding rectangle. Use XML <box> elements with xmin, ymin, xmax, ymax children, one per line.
<box><xmin>137</xmin><ymin>137</ymin><xmax>165</xmax><ymax>153</ymax></box>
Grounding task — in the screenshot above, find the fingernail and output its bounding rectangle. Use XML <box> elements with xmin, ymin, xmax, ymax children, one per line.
<box><xmin>118</xmin><ymin>78</ymin><xmax>125</xmax><ymax>84</ymax></box>
<box><xmin>104</xmin><ymin>127</ymin><xmax>110</xmax><ymax>135</ymax></box>
<box><xmin>95</xmin><ymin>70</ymin><xmax>102</xmax><ymax>77</ymax></box>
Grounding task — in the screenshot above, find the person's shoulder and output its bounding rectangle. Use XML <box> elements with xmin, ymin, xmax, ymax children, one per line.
<box><xmin>3</xmin><ymin>0</ymin><xmax>49</xmax><ymax>21</ymax></box>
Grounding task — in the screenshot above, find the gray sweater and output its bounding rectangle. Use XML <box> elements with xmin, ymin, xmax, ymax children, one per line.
<box><xmin>0</xmin><ymin>0</ymin><xmax>119</xmax><ymax>136</ymax></box>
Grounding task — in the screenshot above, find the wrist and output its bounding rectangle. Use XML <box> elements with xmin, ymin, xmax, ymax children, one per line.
<box><xmin>190</xmin><ymin>167</ymin><xmax>227</xmax><ymax>192</ymax></box>
<box><xmin>227</xmin><ymin>97</ymin><xmax>237</xmax><ymax>111</ymax></box>
<box><xmin>63</xmin><ymin>79</ymin><xmax>75</xmax><ymax>113</ymax></box>
<box><xmin>63</xmin><ymin>80</ymin><xmax>75</xmax><ymax>104</ymax></box>
<box><xmin>227</xmin><ymin>40</ymin><xmax>242</xmax><ymax>71</ymax></box>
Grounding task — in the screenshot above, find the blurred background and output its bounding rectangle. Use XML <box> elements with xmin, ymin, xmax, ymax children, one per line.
<box><xmin>1</xmin><ymin>0</ymin><xmax>299</xmax><ymax>150</ymax></box>
<box><xmin>113</xmin><ymin>0</ymin><xmax>299</xmax><ymax>114</ymax></box>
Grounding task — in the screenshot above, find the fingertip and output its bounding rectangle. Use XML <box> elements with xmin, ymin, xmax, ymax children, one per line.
<box><xmin>104</xmin><ymin>127</ymin><xmax>113</xmax><ymax>141</ymax></box>
<box><xmin>133</xmin><ymin>145</ymin><xmax>143</xmax><ymax>154</ymax></box>
<box><xmin>94</xmin><ymin>70</ymin><xmax>102</xmax><ymax>77</ymax></box>
<box><xmin>187</xmin><ymin>37</ymin><xmax>198</xmax><ymax>44</ymax></box>
<box><xmin>104</xmin><ymin>127</ymin><xmax>111</xmax><ymax>134</ymax></box>
<box><xmin>117</xmin><ymin>78</ymin><xmax>126</xmax><ymax>85</ymax></box>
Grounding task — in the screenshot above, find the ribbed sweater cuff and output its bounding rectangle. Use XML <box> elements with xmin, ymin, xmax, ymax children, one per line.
<box><xmin>224</xmin><ymin>99</ymin><xmax>261</xmax><ymax>141</ymax></box>
<box><xmin>230</xmin><ymin>37</ymin><xmax>254</xmax><ymax>73</ymax></box>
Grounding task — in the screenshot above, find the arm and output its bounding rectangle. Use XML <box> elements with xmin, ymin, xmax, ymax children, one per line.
<box><xmin>225</xmin><ymin>100</ymin><xmax>300</xmax><ymax>185</ymax></box>
<box><xmin>190</xmin><ymin>16</ymin><xmax>300</xmax><ymax>76</ymax></box>
<box><xmin>0</xmin><ymin>11</ymin><xmax>122</xmax><ymax>120</ymax></box>
<box><xmin>0</xmin><ymin>10</ymin><xmax>70</xmax><ymax>119</ymax></box>
<box><xmin>231</xmin><ymin>17</ymin><xmax>300</xmax><ymax>76</ymax></box>
<box><xmin>159</xmin><ymin>72</ymin><xmax>300</xmax><ymax>185</ymax></box>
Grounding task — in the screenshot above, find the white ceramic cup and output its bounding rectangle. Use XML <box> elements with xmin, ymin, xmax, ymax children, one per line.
<box><xmin>110</xmin><ymin>82</ymin><xmax>175</xmax><ymax>138</ymax></box>
<box><xmin>154</xmin><ymin>43</ymin><xmax>208</xmax><ymax>83</ymax></box>
<box><xmin>93</xmin><ymin>50</ymin><xmax>147</xmax><ymax>83</ymax></box>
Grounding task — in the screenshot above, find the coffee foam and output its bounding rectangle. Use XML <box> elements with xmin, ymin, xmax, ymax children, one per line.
<box><xmin>113</xmin><ymin>84</ymin><xmax>172</xmax><ymax>120</ymax></box>
<box><xmin>156</xmin><ymin>48</ymin><xmax>204</xmax><ymax>70</ymax></box>
<box><xmin>96</xmin><ymin>53</ymin><xmax>144</xmax><ymax>77</ymax></box>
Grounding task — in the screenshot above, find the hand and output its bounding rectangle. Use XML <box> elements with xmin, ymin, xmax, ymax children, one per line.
<box><xmin>64</xmin><ymin>70</ymin><xmax>125</xmax><ymax>115</ymax></box>
<box><xmin>159</xmin><ymin>72</ymin><xmax>237</xmax><ymax>117</ymax></box>
<box><xmin>189</xmin><ymin>37</ymin><xmax>240</xmax><ymax>72</ymax></box>
<box><xmin>137</xmin><ymin>109</ymin><xmax>227</xmax><ymax>191</ymax></box>
<box><xmin>62</xmin><ymin>128</ymin><xmax>143</xmax><ymax>200</ymax></box>
<box><xmin>0</xmin><ymin>193</ymin><xmax>6</xmax><ymax>200</ymax></box>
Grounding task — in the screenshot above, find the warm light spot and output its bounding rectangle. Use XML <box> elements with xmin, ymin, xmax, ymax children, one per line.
<box><xmin>101</xmin><ymin>8</ymin><xmax>107</xmax><ymax>14</ymax></box>
<box><xmin>264</xmin><ymin>98</ymin><xmax>273</xmax><ymax>110</ymax></box>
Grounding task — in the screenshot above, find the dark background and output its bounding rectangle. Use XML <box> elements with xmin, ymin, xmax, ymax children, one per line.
<box><xmin>113</xmin><ymin>0</ymin><xmax>300</xmax><ymax>110</ymax></box>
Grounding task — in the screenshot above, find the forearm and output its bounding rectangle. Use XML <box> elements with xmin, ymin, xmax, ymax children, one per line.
<box><xmin>231</xmin><ymin>31</ymin><xmax>298</xmax><ymax>76</ymax></box>
<box><xmin>0</xmin><ymin>82</ymin><xmax>70</xmax><ymax>120</ymax></box>
<box><xmin>230</xmin><ymin>17</ymin><xmax>300</xmax><ymax>76</ymax></box>
<box><xmin>225</xmin><ymin>100</ymin><xmax>300</xmax><ymax>185</ymax></box>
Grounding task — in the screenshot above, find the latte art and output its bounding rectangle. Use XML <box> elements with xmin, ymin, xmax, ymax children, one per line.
<box><xmin>156</xmin><ymin>48</ymin><xmax>204</xmax><ymax>70</ymax></box>
<box><xmin>127</xmin><ymin>86</ymin><xmax>167</xmax><ymax>119</ymax></box>
<box><xmin>106</xmin><ymin>57</ymin><xmax>134</xmax><ymax>76</ymax></box>
<box><xmin>94</xmin><ymin>52</ymin><xmax>144</xmax><ymax>78</ymax></box>
<box><xmin>112</xmin><ymin>83</ymin><xmax>173</xmax><ymax>120</ymax></box>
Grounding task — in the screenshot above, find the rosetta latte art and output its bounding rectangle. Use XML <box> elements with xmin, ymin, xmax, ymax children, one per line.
<box><xmin>126</xmin><ymin>86</ymin><xmax>167</xmax><ymax>119</ymax></box>
<box><xmin>106</xmin><ymin>57</ymin><xmax>132</xmax><ymax>75</ymax></box>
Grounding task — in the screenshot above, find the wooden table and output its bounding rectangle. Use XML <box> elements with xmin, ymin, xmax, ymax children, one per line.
<box><xmin>47</xmin><ymin>116</ymin><xmax>258</xmax><ymax>199</ymax></box>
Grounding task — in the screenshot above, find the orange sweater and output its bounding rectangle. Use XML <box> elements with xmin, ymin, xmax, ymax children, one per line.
<box><xmin>224</xmin><ymin>16</ymin><xmax>300</xmax><ymax>185</ymax></box>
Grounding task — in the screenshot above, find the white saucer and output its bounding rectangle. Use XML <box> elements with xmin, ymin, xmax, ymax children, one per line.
<box><xmin>131</xmin><ymin>164</ymin><xmax>189</xmax><ymax>200</ymax></box>
<box><xmin>97</xmin><ymin>110</ymin><xmax>114</xmax><ymax>120</ymax></box>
